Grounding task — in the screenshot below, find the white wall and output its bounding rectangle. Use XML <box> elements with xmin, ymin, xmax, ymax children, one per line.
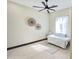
<box><xmin>49</xmin><ymin>8</ymin><xmax>72</xmax><ymax>36</ymax></box>
<box><xmin>7</xmin><ymin>1</ymin><xmax>49</xmax><ymax>48</ymax></box>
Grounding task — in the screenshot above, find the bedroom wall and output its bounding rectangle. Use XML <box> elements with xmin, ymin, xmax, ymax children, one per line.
<box><xmin>49</xmin><ymin>8</ymin><xmax>72</xmax><ymax>36</ymax></box>
<box><xmin>7</xmin><ymin>1</ymin><xmax>49</xmax><ymax>48</ymax></box>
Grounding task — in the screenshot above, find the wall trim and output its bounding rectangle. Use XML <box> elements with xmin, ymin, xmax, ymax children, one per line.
<box><xmin>7</xmin><ymin>38</ymin><xmax>47</xmax><ymax>50</ymax></box>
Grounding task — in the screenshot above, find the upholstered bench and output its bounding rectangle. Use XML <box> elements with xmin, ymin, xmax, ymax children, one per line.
<box><xmin>47</xmin><ymin>34</ymin><xmax>71</xmax><ymax>48</ymax></box>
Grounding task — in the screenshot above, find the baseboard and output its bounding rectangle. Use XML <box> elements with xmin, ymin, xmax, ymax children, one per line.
<box><xmin>7</xmin><ymin>38</ymin><xmax>47</xmax><ymax>50</ymax></box>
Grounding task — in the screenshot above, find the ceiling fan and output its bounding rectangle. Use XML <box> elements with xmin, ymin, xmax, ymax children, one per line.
<box><xmin>33</xmin><ymin>0</ymin><xmax>58</xmax><ymax>13</ymax></box>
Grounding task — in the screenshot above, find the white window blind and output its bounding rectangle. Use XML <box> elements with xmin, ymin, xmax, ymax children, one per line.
<box><xmin>56</xmin><ymin>16</ymin><xmax>68</xmax><ymax>34</ymax></box>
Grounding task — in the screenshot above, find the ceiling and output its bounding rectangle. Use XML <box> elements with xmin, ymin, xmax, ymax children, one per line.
<box><xmin>8</xmin><ymin>0</ymin><xmax>72</xmax><ymax>12</ymax></box>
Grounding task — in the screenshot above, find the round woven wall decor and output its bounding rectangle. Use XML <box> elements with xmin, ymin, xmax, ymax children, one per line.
<box><xmin>36</xmin><ymin>24</ymin><xmax>41</xmax><ymax>30</ymax></box>
<box><xmin>24</xmin><ymin>17</ymin><xmax>36</xmax><ymax>26</ymax></box>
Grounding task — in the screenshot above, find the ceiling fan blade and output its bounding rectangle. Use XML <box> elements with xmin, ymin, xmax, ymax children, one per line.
<box><xmin>49</xmin><ymin>5</ymin><xmax>58</xmax><ymax>8</ymax></box>
<box><xmin>39</xmin><ymin>8</ymin><xmax>45</xmax><ymax>12</ymax></box>
<box><xmin>47</xmin><ymin>10</ymin><xmax>50</xmax><ymax>13</ymax></box>
<box><xmin>42</xmin><ymin>2</ymin><xmax>46</xmax><ymax>6</ymax></box>
<box><xmin>33</xmin><ymin>6</ymin><xmax>44</xmax><ymax>8</ymax></box>
<box><xmin>45</xmin><ymin>0</ymin><xmax>48</xmax><ymax>2</ymax></box>
<box><xmin>45</xmin><ymin>0</ymin><xmax>48</xmax><ymax>5</ymax></box>
<box><xmin>49</xmin><ymin>9</ymin><xmax>56</xmax><ymax>11</ymax></box>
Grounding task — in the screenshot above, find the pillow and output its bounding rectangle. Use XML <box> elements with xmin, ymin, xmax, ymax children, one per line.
<box><xmin>55</xmin><ymin>33</ymin><xmax>67</xmax><ymax>37</ymax></box>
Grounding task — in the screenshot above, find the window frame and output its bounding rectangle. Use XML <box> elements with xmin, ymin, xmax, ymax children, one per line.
<box><xmin>55</xmin><ymin>16</ymin><xmax>68</xmax><ymax>35</ymax></box>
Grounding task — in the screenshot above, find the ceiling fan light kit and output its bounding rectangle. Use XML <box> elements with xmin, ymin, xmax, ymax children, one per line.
<box><xmin>33</xmin><ymin>0</ymin><xmax>58</xmax><ymax>13</ymax></box>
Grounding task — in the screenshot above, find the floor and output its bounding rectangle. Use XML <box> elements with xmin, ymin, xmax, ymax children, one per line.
<box><xmin>7</xmin><ymin>40</ymin><xmax>71</xmax><ymax>59</ymax></box>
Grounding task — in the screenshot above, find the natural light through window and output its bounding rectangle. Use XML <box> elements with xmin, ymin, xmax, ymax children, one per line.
<box><xmin>30</xmin><ymin>44</ymin><xmax>49</xmax><ymax>52</ymax></box>
<box><xmin>56</xmin><ymin>16</ymin><xmax>68</xmax><ymax>35</ymax></box>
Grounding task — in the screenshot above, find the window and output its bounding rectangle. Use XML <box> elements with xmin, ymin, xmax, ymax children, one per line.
<box><xmin>55</xmin><ymin>16</ymin><xmax>68</xmax><ymax>35</ymax></box>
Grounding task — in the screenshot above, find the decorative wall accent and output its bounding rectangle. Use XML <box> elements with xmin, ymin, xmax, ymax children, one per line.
<box><xmin>27</xmin><ymin>18</ymin><xmax>36</xmax><ymax>26</ymax></box>
<box><xmin>24</xmin><ymin>17</ymin><xmax>41</xmax><ymax>30</ymax></box>
<box><xmin>36</xmin><ymin>24</ymin><xmax>41</xmax><ymax>30</ymax></box>
<box><xmin>24</xmin><ymin>17</ymin><xmax>36</xmax><ymax>27</ymax></box>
